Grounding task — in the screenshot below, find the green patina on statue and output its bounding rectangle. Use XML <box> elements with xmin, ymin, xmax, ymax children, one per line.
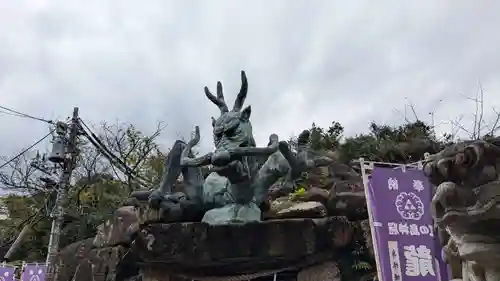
<box><xmin>147</xmin><ymin>71</ymin><xmax>332</xmax><ymax>225</ymax></box>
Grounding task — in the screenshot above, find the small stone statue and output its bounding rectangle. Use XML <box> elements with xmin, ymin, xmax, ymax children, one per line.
<box><xmin>147</xmin><ymin>71</ymin><xmax>332</xmax><ymax>225</ymax></box>
<box><xmin>422</xmin><ymin>137</ymin><xmax>500</xmax><ymax>281</ymax></box>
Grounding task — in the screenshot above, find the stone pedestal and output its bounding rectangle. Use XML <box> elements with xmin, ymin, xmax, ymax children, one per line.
<box><xmin>133</xmin><ymin>217</ymin><xmax>351</xmax><ymax>279</ymax></box>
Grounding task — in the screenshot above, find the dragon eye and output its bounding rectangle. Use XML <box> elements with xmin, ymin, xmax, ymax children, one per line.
<box><xmin>225</xmin><ymin>127</ymin><xmax>236</xmax><ymax>137</ymax></box>
<box><xmin>214</xmin><ymin>127</ymin><xmax>223</xmax><ymax>138</ymax></box>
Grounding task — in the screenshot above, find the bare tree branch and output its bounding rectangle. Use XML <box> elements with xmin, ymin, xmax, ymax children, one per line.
<box><xmin>406</xmin><ymin>99</ymin><xmax>420</xmax><ymax>121</ymax></box>
<box><xmin>490</xmin><ymin>108</ymin><xmax>500</xmax><ymax>136</ymax></box>
<box><xmin>477</xmin><ymin>82</ymin><xmax>485</xmax><ymax>138</ymax></box>
<box><xmin>90</xmin><ymin>120</ymin><xmax>166</xmax><ymax>191</ymax></box>
<box><xmin>0</xmin><ymin>153</ymin><xmax>46</xmax><ymax>192</ymax></box>
<box><xmin>452</xmin><ymin>84</ymin><xmax>498</xmax><ymax>140</ymax></box>
<box><xmin>450</xmin><ymin>116</ymin><xmax>474</xmax><ymax>139</ymax></box>
<box><xmin>393</xmin><ymin>108</ymin><xmax>411</xmax><ymax>124</ymax></box>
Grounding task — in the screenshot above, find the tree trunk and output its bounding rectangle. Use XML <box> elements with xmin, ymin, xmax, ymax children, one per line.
<box><xmin>3</xmin><ymin>224</ymin><xmax>31</xmax><ymax>261</ymax></box>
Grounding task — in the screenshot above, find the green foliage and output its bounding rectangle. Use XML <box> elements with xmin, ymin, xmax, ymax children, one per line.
<box><xmin>61</xmin><ymin>173</ymin><xmax>129</xmax><ymax>244</ymax></box>
<box><xmin>305</xmin><ymin>120</ymin><xmax>449</xmax><ymax>164</ymax></box>
<box><xmin>339</xmin><ymin>134</ymin><xmax>379</xmax><ymax>163</ymax></box>
<box><xmin>0</xmin><ymin>194</ymin><xmax>39</xmax><ymax>220</ymax></box>
<box><xmin>337</xmin><ymin>234</ymin><xmax>376</xmax><ymax>281</ymax></box>
<box><xmin>309</xmin><ymin>121</ymin><xmax>344</xmax><ymax>151</ymax></box>
<box><xmin>0</xmin><ymin>192</ymin><xmax>50</xmax><ymax>261</ymax></box>
<box><xmin>352</xmin><ymin>261</ymin><xmax>372</xmax><ymax>271</ymax></box>
<box><xmin>288</xmin><ymin>186</ymin><xmax>306</xmax><ymax>201</ymax></box>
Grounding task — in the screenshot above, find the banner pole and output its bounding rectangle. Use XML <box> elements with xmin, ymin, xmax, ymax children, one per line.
<box><xmin>359</xmin><ymin>158</ymin><xmax>383</xmax><ymax>281</ymax></box>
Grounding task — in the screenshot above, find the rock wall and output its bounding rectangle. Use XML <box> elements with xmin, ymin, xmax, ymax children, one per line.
<box><xmin>60</xmin><ymin>156</ymin><xmax>374</xmax><ymax>281</ymax></box>
<box><xmin>268</xmin><ymin>157</ymin><xmax>366</xmax><ymax>221</ymax></box>
<box><xmin>57</xmin><ymin>206</ymin><xmax>140</xmax><ymax>281</ymax></box>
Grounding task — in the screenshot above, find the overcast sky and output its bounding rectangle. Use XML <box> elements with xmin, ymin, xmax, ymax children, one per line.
<box><xmin>1</xmin><ymin>0</ymin><xmax>500</xmax><ymax>158</ymax></box>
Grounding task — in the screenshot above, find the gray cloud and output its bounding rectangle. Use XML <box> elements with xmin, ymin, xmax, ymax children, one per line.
<box><xmin>1</xmin><ymin>0</ymin><xmax>500</xmax><ymax>158</ymax></box>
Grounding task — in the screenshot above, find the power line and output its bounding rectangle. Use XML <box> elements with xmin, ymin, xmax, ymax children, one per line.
<box><xmin>0</xmin><ymin>130</ymin><xmax>54</xmax><ymax>170</ymax></box>
<box><xmin>0</xmin><ymin>109</ymin><xmax>24</xmax><ymax>118</ymax></box>
<box><xmin>0</xmin><ymin>104</ymin><xmax>53</xmax><ymax>124</ymax></box>
<box><xmin>78</xmin><ymin>119</ymin><xmax>151</xmax><ymax>187</ymax></box>
<box><xmin>80</xmin><ymin>128</ymin><xmax>150</xmax><ymax>187</ymax></box>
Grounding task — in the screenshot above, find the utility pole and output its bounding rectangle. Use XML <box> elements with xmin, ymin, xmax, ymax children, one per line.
<box><xmin>45</xmin><ymin>107</ymin><xmax>80</xmax><ymax>281</ymax></box>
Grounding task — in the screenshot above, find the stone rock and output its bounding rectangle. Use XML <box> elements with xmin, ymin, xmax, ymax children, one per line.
<box><xmin>274</xmin><ymin>201</ymin><xmax>327</xmax><ymax>219</ymax></box>
<box><xmin>56</xmin><ymin>238</ymin><xmax>141</xmax><ymax>281</ymax></box>
<box><xmin>265</xmin><ymin>196</ymin><xmax>297</xmax><ymax>219</ymax></box>
<box><xmin>268</xmin><ymin>183</ymin><xmax>293</xmax><ymax>200</ymax></box>
<box><xmin>297</xmin><ymin>261</ymin><xmax>340</xmax><ymax>281</ymax></box>
<box><xmin>329</xmin><ymin>217</ymin><xmax>354</xmax><ymax>248</ymax></box>
<box><xmin>72</xmin><ymin>246</ymin><xmax>128</xmax><ymax>281</ymax></box>
<box><xmin>328</xmin><ymin>161</ymin><xmax>361</xmax><ymax>182</ymax></box>
<box><xmin>56</xmin><ymin>238</ymin><xmax>95</xmax><ymax>281</ymax></box>
<box><xmin>201</xmin><ymin>172</ymin><xmax>232</xmax><ymax>207</ymax></box>
<box><xmin>288</xmin><ymin>155</ymin><xmax>366</xmax><ymax>218</ymax></box>
<box><xmin>201</xmin><ymin>202</ymin><xmax>261</xmax><ymax>225</ymax></box>
<box><xmin>94</xmin><ymin>206</ymin><xmax>138</xmax><ymax>248</ymax></box>
<box><xmin>56</xmin><ymin>205</ymin><xmax>143</xmax><ymax>281</ymax></box>
<box><xmin>325</xmin><ymin>150</ymin><xmax>340</xmax><ymax>161</ymax></box>
<box><xmin>304</xmin><ymin>166</ymin><xmax>331</xmax><ymax>188</ymax></box>
<box><xmin>137</xmin><ymin>204</ymin><xmax>163</xmax><ymax>224</ymax></box>
<box><xmin>327</xmin><ymin>180</ymin><xmax>367</xmax><ymax>219</ymax></box>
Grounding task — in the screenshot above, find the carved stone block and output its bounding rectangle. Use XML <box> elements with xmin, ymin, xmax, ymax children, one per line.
<box><xmin>132</xmin><ymin>217</ymin><xmax>351</xmax><ymax>277</ymax></box>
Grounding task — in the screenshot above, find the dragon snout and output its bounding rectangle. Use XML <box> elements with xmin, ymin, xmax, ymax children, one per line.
<box><xmin>422</xmin><ymin>161</ymin><xmax>434</xmax><ymax>178</ymax></box>
<box><xmin>461</xmin><ymin>145</ymin><xmax>481</xmax><ymax>167</ymax></box>
<box><xmin>436</xmin><ymin>158</ymin><xmax>452</xmax><ymax>178</ymax></box>
<box><xmin>431</xmin><ymin>182</ymin><xmax>458</xmax><ymax>219</ymax></box>
<box><xmin>422</xmin><ymin>157</ymin><xmax>454</xmax><ymax>183</ymax></box>
<box><xmin>431</xmin><ymin>181</ymin><xmax>475</xmax><ymax>221</ymax></box>
<box><xmin>423</xmin><ymin>146</ymin><xmax>480</xmax><ymax>184</ymax></box>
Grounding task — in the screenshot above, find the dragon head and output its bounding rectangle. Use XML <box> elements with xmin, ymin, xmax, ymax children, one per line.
<box><xmin>422</xmin><ymin>138</ymin><xmax>500</xmax><ymax>266</ymax></box>
<box><xmin>204</xmin><ymin>71</ymin><xmax>256</xmax><ymax>152</ymax></box>
<box><xmin>423</xmin><ymin>139</ymin><xmax>500</xmax><ymax>223</ymax></box>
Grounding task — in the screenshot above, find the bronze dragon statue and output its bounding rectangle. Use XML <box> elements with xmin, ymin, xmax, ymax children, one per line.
<box><xmin>147</xmin><ymin>71</ymin><xmax>332</xmax><ymax>224</ymax></box>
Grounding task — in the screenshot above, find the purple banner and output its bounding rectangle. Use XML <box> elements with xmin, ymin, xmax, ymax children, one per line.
<box><xmin>21</xmin><ymin>264</ymin><xmax>45</xmax><ymax>281</ymax></box>
<box><xmin>0</xmin><ymin>266</ymin><xmax>15</xmax><ymax>281</ymax></box>
<box><xmin>368</xmin><ymin>166</ymin><xmax>449</xmax><ymax>281</ymax></box>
